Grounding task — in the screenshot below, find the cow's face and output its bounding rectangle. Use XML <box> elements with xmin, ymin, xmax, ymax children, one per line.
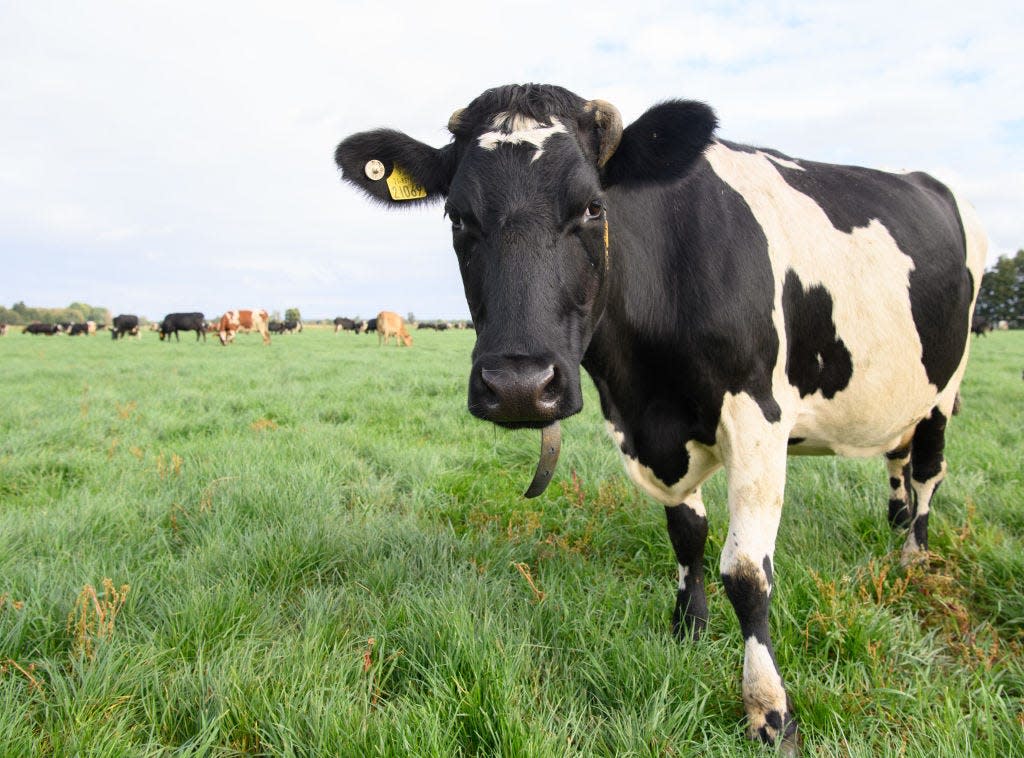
<box><xmin>336</xmin><ymin>84</ymin><xmax>716</xmax><ymax>429</ymax></box>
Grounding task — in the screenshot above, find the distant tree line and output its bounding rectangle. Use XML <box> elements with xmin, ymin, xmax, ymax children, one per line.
<box><xmin>0</xmin><ymin>301</ymin><xmax>112</xmax><ymax>326</ymax></box>
<box><xmin>974</xmin><ymin>249</ymin><xmax>1023</xmax><ymax>328</ymax></box>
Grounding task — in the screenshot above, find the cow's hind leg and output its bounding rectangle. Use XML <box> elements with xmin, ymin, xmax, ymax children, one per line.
<box><xmin>884</xmin><ymin>444</ymin><xmax>912</xmax><ymax>528</ymax></box>
<box><xmin>665</xmin><ymin>488</ymin><xmax>709</xmax><ymax>639</ymax></box>
<box><xmin>901</xmin><ymin>407</ymin><xmax>949</xmax><ymax>563</ymax></box>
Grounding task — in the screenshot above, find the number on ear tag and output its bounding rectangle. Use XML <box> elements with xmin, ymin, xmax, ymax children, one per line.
<box><xmin>386</xmin><ymin>166</ymin><xmax>427</xmax><ymax>201</ymax></box>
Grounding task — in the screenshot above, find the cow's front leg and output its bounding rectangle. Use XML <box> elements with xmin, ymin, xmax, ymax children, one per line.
<box><xmin>718</xmin><ymin>398</ymin><xmax>799</xmax><ymax>753</ymax></box>
<box><xmin>666</xmin><ymin>488</ymin><xmax>709</xmax><ymax>639</ymax></box>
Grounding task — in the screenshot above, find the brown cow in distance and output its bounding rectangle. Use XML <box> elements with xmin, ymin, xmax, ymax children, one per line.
<box><xmin>376</xmin><ymin>311</ymin><xmax>412</xmax><ymax>347</ymax></box>
<box><xmin>217</xmin><ymin>309</ymin><xmax>271</xmax><ymax>345</ymax></box>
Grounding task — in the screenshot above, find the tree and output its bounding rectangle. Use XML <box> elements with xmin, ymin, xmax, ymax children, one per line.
<box><xmin>284</xmin><ymin>307</ymin><xmax>301</xmax><ymax>323</ymax></box>
<box><xmin>974</xmin><ymin>249</ymin><xmax>1023</xmax><ymax>327</ymax></box>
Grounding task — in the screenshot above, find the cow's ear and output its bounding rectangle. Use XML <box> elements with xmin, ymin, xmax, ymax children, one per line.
<box><xmin>600</xmin><ymin>101</ymin><xmax>718</xmax><ymax>188</ymax></box>
<box><xmin>335</xmin><ymin>129</ymin><xmax>453</xmax><ymax>206</ymax></box>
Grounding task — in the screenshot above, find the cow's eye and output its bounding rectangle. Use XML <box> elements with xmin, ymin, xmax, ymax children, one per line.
<box><xmin>448</xmin><ymin>209</ymin><xmax>464</xmax><ymax>232</ymax></box>
<box><xmin>584</xmin><ymin>200</ymin><xmax>604</xmax><ymax>221</ymax></box>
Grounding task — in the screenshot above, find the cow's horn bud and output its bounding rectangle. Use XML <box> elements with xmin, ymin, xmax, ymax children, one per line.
<box><xmin>584</xmin><ymin>99</ymin><xmax>623</xmax><ymax>167</ymax></box>
<box><xmin>448</xmin><ymin>107</ymin><xmax>465</xmax><ymax>134</ymax></box>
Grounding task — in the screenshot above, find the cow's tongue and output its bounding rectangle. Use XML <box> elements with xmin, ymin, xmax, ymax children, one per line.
<box><xmin>523</xmin><ymin>421</ymin><xmax>561</xmax><ymax>498</ymax></box>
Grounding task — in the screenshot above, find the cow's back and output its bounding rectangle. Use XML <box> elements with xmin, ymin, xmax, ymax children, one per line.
<box><xmin>697</xmin><ymin>143</ymin><xmax>985</xmax><ymax>455</ymax></box>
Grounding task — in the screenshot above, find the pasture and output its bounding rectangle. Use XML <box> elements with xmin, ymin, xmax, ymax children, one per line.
<box><xmin>1</xmin><ymin>327</ymin><xmax>1022</xmax><ymax>756</ymax></box>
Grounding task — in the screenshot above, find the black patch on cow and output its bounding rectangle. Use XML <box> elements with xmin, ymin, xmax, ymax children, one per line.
<box><xmin>765</xmin><ymin>155</ymin><xmax>973</xmax><ymax>391</ymax></box>
<box><xmin>888</xmin><ymin>498</ymin><xmax>912</xmax><ymax>529</ymax></box>
<box><xmin>889</xmin><ymin>477</ymin><xmax>902</xmax><ymax>490</ymax></box>
<box><xmin>885</xmin><ymin>445</ymin><xmax>910</xmax><ymax>460</ymax></box>
<box><xmin>762</xmin><ymin>556</ymin><xmax>773</xmax><ymax>590</ymax></box>
<box><xmin>787</xmin><ymin>437</ymin><xmax>805</xmax><ymax>446</ymax></box>
<box><xmin>911</xmin><ymin>409</ymin><xmax>947</xmax><ymax>483</ymax></box>
<box><xmin>755</xmin><ymin>711</ymin><xmax>800</xmax><ymax>747</ymax></box>
<box><xmin>721</xmin><ymin>565</ymin><xmax>771</xmax><ymax>648</ymax></box>
<box><xmin>912</xmin><ymin>511</ymin><xmax>930</xmax><ymax>551</ymax></box>
<box><xmin>782</xmin><ymin>270</ymin><xmax>853</xmax><ymax>399</ymax></box>
<box><xmin>584</xmin><ymin>159</ymin><xmax>780</xmax><ymax>486</ymax></box>
<box><xmin>665</xmin><ymin>504</ymin><xmax>709</xmax><ymax>640</ymax></box>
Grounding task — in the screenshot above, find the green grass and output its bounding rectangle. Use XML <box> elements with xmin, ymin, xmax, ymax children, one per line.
<box><xmin>1</xmin><ymin>327</ymin><xmax>1022</xmax><ymax>756</ymax></box>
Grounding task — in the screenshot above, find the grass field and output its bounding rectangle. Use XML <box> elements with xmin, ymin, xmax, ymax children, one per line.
<box><xmin>1</xmin><ymin>327</ymin><xmax>1022</xmax><ymax>756</ymax></box>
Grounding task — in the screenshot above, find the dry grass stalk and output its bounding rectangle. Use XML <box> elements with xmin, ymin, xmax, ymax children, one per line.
<box><xmin>1</xmin><ymin>658</ymin><xmax>43</xmax><ymax>693</ymax></box>
<box><xmin>512</xmin><ymin>562</ymin><xmax>546</xmax><ymax>603</ymax></box>
<box><xmin>67</xmin><ymin>578</ymin><xmax>130</xmax><ymax>660</ymax></box>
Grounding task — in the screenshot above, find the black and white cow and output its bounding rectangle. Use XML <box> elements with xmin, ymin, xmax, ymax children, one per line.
<box><xmin>334</xmin><ymin>316</ymin><xmax>355</xmax><ymax>333</ymax></box>
<box><xmin>23</xmin><ymin>322</ymin><xmax>63</xmax><ymax>336</ymax></box>
<box><xmin>159</xmin><ymin>312</ymin><xmax>206</xmax><ymax>342</ymax></box>
<box><xmin>334</xmin><ymin>84</ymin><xmax>986</xmax><ymax>750</ymax></box>
<box><xmin>111</xmin><ymin>314</ymin><xmax>140</xmax><ymax>340</ymax></box>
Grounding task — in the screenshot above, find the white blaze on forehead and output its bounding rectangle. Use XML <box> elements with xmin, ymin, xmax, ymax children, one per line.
<box><xmin>477</xmin><ymin>113</ymin><xmax>568</xmax><ymax>162</ymax></box>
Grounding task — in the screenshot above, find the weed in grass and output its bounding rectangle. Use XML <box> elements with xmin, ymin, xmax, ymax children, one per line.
<box><xmin>512</xmin><ymin>562</ymin><xmax>546</xmax><ymax>603</ymax></box>
<box><xmin>67</xmin><ymin>579</ymin><xmax>130</xmax><ymax>661</ymax></box>
<box><xmin>1</xmin><ymin>657</ymin><xmax>42</xmax><ymax>694</ymax></box>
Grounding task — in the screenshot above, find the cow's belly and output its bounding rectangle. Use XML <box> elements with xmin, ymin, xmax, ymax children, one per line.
<box><xmin>785</xmin><ymin>366</ymin><xmax>935</xmax><ymax>457</ymax></box>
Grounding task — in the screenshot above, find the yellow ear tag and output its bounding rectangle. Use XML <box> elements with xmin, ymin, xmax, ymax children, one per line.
<box><xmin>386</xmin><ymin>165</ymin><xmax>428</xmax><ymax>201</ymax></box>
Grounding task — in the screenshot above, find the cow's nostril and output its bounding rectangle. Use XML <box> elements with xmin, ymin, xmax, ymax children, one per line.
<box><xmin>480</xmin><ymin>368</ymin><xmax>509</xmax><ymax>394</ymax></box>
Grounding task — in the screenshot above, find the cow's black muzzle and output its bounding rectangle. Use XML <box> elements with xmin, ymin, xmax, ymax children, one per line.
<box><xmin>469</xmin><ymin>355</ymin><xmax>577</xmax><ymax>427</ymax></box>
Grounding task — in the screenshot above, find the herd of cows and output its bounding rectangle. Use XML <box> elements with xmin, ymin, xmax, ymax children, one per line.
<box><xmin>3</xmin><ymin>309</ymin><xmax>465</xmax><ymax>345</ymax></box>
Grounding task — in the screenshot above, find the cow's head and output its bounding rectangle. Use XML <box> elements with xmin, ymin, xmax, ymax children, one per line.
<box><xmin>335</xmin><ymin>84</ymin><xmax>716</xmax><ymax>490</ymax></box>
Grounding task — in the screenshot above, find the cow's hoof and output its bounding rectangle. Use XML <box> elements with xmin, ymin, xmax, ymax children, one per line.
<box><xmin>750</xmin><ymin>711</ymin><xmax>801</xmax><ymax>756</ymax></box>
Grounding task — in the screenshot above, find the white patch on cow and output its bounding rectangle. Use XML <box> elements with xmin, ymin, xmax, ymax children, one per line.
<box><xmin>678</xmin><ymin>564</ymin><xmax>689</xmax><ymax>591</ymax></box>
<box><xmin>742</xmin><ymin>636</ymin><xmax>788</xmax><ymax>735</ymax></box>
<box><xmin>703</xmin><ymin>143</ymin><xmax>983</xmax><ymax>459</ymax></box>
<box><xmin>886</xmin><ymin>450</ymin><xmax>910</xmax><ymax>500</ymax></box>
<box><xmin>477</xmin><ymin>113</ymin><xmax>568</xmax><ymax>162</ymax></box>
<box><xmin>606</xmin><ymin>421</ymin><xmax>720</xmax><ymax>507</ymax></box>
<box><xmin>717</xmin><ymin>392</ymin><xmax>788</xmax><ymax>581</ymax></box>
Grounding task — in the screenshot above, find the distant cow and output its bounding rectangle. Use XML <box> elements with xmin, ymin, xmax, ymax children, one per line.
<box><xmin>217</xmin><ymin>309</ymin><xmax>271</xmax><ymax>345</ymax></box>
<box><xmin>971</xmin><ymin>318</ymin><xmax>992</xmax><ymax>337</ymax></box>
<box><xmin>282</xmin><ymin>319</ymin><xmax>301</xmax><ymax>333</ymax></box>
<box><xmin>0</xmin><ymin>323</ymin><xmax>7</xmax><ymax>336</ymax></box>
<box><xmin>376</xmin><ymin>311</ymin><xmax>412</xmax><ymax>347</ymax></box>
<box><xmin>268</xmin><ymin>321</ymin><xmax>287</xmax><ymax>334</ymax></box>
<box><xmin>334</xmin><ymin>317</ymin><xmax>367</xmax><ymax>334</ymax></box>
<box><xmin>23</xmin><ymin>322</ymin><xmax>62</xmax><ymax>336</ymax></box>
<box><xmin>67</xmin><ymin>323</ymin><xmax>90</xmax><ymax>336</ymax></box>
<box><xmin>417</xmin><ymin>320</ymin><xmax>450</xmax><ymax>331</ymax></box>
<box><xmin>111</xmin><ymin>314</ymin><xmax>140</xmax><ymax>340</ymax></box>
<box><xmin>363</xmin><ymin>318</ymin><xmax>377</xmax><ymax>335</ymax></box>
<box><xmin>159</xmin><ymin>312</ymin><xmax>206</xmax><ymax>342</ymax></box>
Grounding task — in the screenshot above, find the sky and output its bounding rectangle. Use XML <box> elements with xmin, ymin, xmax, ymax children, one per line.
<box><xmin>1</xmin><ymin>1</ymin><xmax>1021</xmax><ymax>321</ymax></box>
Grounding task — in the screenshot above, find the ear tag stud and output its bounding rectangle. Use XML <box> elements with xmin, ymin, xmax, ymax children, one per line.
<box><xmin>364</xmin><ymin>160</ymin><xmax>385</xmax><ymax>181</ymax></box>
<box><xmin>386</xmin><ymin>165</ymin><xmax>427</xmax><ymax>201</ymax></box>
